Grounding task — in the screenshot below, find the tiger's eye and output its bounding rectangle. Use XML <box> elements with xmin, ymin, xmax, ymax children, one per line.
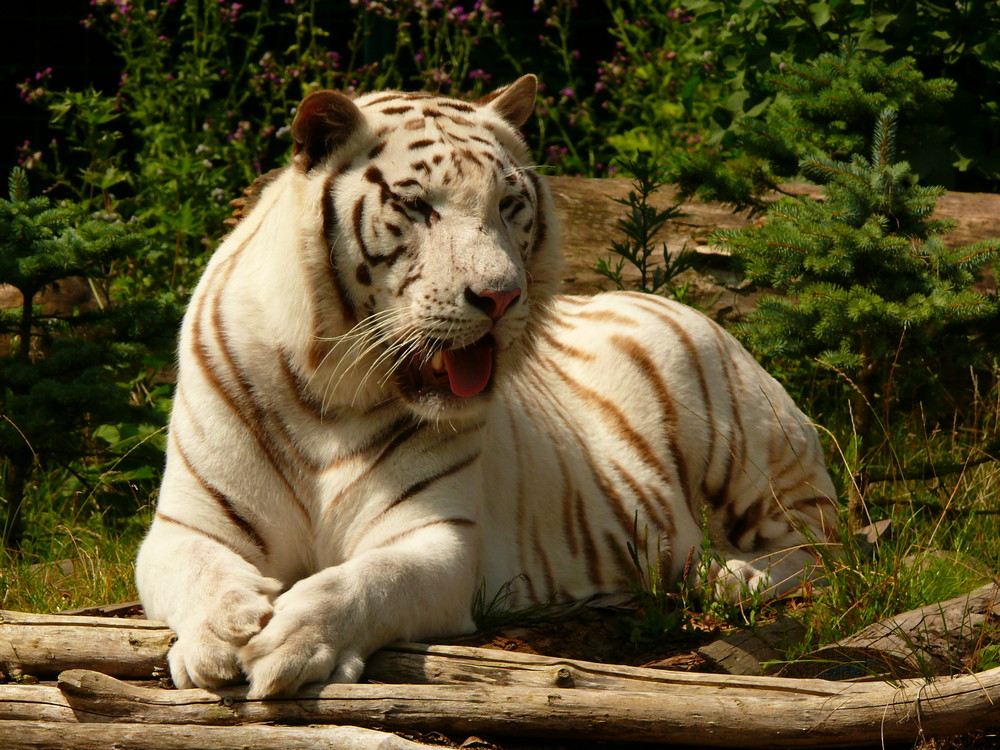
<box><xmin>400</xmin><ymin>195</ymin><xmax>432</xmax><ymax>214</ymax></box>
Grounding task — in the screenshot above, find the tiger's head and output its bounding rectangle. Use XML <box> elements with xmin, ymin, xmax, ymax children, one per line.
<box><xmin>287</xmin><ymin>75</ymin><xmax>562</xmax><ymax>420</ymax></box>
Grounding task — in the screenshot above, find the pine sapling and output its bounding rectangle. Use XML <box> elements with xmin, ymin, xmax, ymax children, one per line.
<box><xmin>595</xmin><ymin>153</ymin><xmax>698</xmax><ymax>300</ymax></box>
<box><xmin>712</xmin><ymin>109</ymin><xmax>1000</xmax><ymax>527</ymax></box>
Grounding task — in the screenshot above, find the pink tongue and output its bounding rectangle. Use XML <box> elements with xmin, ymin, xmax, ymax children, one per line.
<box><xmin>442</xmin><ymin>338</ymin><xmax>494</xmax><ymax>397</ymax></box>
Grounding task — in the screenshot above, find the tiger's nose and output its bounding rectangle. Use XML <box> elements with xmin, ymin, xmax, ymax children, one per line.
<box><xmin>465</xmin><ymin>287</ymin><xmax>522</xmax><ymax>320</ymax></box>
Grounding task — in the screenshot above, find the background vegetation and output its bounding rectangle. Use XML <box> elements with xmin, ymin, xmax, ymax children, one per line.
<box><xmin>1</xmin><ymin>1</ymin><xmax>998</xmax><ymax>677</ymax></box>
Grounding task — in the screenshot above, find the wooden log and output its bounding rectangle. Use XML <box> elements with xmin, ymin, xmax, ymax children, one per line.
<box><xmin>9</xmin><ymin>666</ymin><xmax>989</xmax><ymax>748</ymax></box>
<box><xmin>546</xmin><ymin>177</ymin><xmax>1000</xmax><ymax>297</ymax></box>
<box><xmin>0</xmin><ymin>610</ymin><xmax>172</xmax><ymax>680</ymax></box>
<box><xmin>778</xmin><ymin>583</ymin><xmax>1000</xmax><ymax>680</ymax></box>
<box><xmin>0</xmin><ymin>720</ymin><xmax>436</xmax><ymax>749</ymax></box>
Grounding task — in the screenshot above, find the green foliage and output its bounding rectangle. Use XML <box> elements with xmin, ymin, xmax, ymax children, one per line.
<box><xmin>789</xmin><ymin>498</ymin><xmax>996</xmax><ymax>670</ymax></box>
<box><xmin>717</xmin><ymin>108</ymin><xmax>999</xmax><ymax>404</ymax></box>
<box><xmin>673</xmin><ymin>0</ymin><xmax>1000</xmax><ymax>190</ymax></box>
<box><xmin>673</xmin><ymin>48</ymin><xmax>955</xmax><ymax>212</ymax></box>
<box><xmin>595</xmin><ymin>154</ymin><xmax>698</xmax><ymax>300</ymax></box>
<box><xmin>0</xmin><ymin>168</ymin><xmax>174</xmax><ymax>550</ymax></box>
<box><xmin>712</xmin><ymin>104</ymin><xmax>999</xmax><ymax>524</ymax></box>
<box><xmin>590</xmin><ymin>1</ymin><xmax>726</xmax><ymax>165</ymax></box>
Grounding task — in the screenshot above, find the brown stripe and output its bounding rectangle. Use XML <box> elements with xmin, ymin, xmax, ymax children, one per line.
<box><xmin>556</xmin><ymin>451</ymin><xmax>578</xmax><ymax>556</ymax></box>
<box><xmin>541</xmin><ymin>355</ymin><xmax>673</xmax><ymax>491</ymax></box>
<box><xmin>560</xmin><ymin>307</ymin><xmax>640</xmax><ymax>326</ymax></box>
<box><xmin>189</xmin><ymin>259</ymin><xmax>314</xmax><ymax>519</ymax></box>
<box><xmin>523</xmin><ymin>170</ymin><xmax>547</xmax><ymax>255</ymax></box>
<box><xmin>576</xmin><ymin>490</ymin><xmax>603</xmax><ymax>588</ymax></box>
<box><xmin>155</xmin><ymin>512</ymin><xmax>250</xmax><ymax>559</ymax></box>
<box><xmin>621</xmin><ymin>299</ymin><xmax>718</xmax><ymax>507</ymax></box>
<box><xmin>381</xmin><ymin>106</ymin><xmax>413</xmax><ymax>115</ymax></box>
<box><xmin>604</xmin><ymin>531</ymin><xmax>635</xmax><ymax>583</ymax></box>
<box><xmin>611</xmin><ymin>334</ymin><xmax>692</xmax><ymax>516</ymax></box>
<box><xmin>277</xmin><ymin>348</ymin><xmax>338</xmax><ymax>421</ymax></box>
<box><xmin>518</xmin><ymin>363</ymin><xmax>613</xmax><ymax>586</ymax></box>
<box><xmin>208</xmin><ymin>274</ymin><xmax>318</xmax><ymax>476</ymax></box>
<box><xmin>352</xmin><ymin>195</ymin><xmax>408</xmax><ymax>268</ymax></box>
<box><xmin>386</xmin><ymin>451</ymin><xmax>481</xmax><ymax>511</ymax></box>
<box><xmin>609</xmin><ymin>457</ymin><xmax>671</xmax><ymax>535</ymax></box>
<box><xmin>321</xmin><ymin>168</ymin><xmax>357</xmax><ymax>324</ymax></box>
<box><xmin>531</xmin><ymin>520</ymin><xmax>557</xmax><ymax>602</ymax></box>
<box><xmin>369</xmin><ymin>517</ymin><xmax>476</xmax><ymax>552</ymax></box>
<box><xmin>539</xmin><ymin>327</ymin><xmax>595</xmax><ymax>361</ymax></box>
<box><xmin>440</xmin><ymin>101</ymin><xmax>475</xmax><ymax>113</ymax></box>
<box><xmin>704</xmin><ymin>339</ymin><xmax>742</xmax><ymax>511</ymax></box>
<box><xmin>170</xmin><ymin>437</ymin><xmax>268</xmax><ymax>559</ymax></box>
<box><xmin>396</xmin><ymin>267</ymin><xmax>423</xmax><ymax>297</ymax></box>
<box><xmin>503</xmin><ymin>400</ymin><xmax>534</xmax><ymax>603</ymax></box>
<box><xmin>363</xmin><ymin>94</ymin><xmax>402</xmax><ymax>107</ymax></box>
<box><xmin>408</xmin><ymin>138</ymin><xmax>436</xmax><ymax>150</ymax></box>
<box><xmin>324</xmin><ymin>416</ymin><xmax>422</xmax><ymax>474</ymax></box>
<box><xmin>553</xmin><ymin>294</ymin><xmax>591</xmax><ymax>307</ymax></box>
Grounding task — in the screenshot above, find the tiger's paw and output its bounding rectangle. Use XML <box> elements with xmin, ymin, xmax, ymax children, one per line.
<box><xmin>710</xmin><ymin>558</ymin><xmax>772</xmax><ymax>603</ymax></box>
<box><xmin>166</xmin><ymin>576</ymin><xmax>282</xmax><ymax>690</ymax></box>
<box><xmin>240</xmin><ymin>573</ymin><xmax>369</xmax><ymax>698</ymax></box>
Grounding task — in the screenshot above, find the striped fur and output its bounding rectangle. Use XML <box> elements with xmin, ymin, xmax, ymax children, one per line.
<box><xmin>136</xmin><ymin>75</ymin><xmax>837</xmax><ymax>698</ymax></box>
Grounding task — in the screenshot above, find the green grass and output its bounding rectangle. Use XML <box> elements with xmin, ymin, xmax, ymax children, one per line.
<box><xmin>0</xmin><ymin>463</ymin><xmax>152</xmax><ymax>613</ymax></box>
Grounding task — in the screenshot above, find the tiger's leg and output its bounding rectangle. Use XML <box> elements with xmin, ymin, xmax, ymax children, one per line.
<box><xmin>136</xmin><ymin>522</ymin><xmax>282</xmax><ymax>690</ymax></box>
<box><xmin>239</xmin><ymin>521</ymin><xmax>478</xmax><ymax>698</ymax></box>
<box><xmin>695</xmin><ymin>495</ymin><xmax>838</xmax><ymax>604</ymax></box>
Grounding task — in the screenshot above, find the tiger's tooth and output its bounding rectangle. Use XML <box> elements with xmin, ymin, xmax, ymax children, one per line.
<box><xmin>431</xmin><ymin>351</ymin><xmax>445</xmax><ymax>372</ymax></box>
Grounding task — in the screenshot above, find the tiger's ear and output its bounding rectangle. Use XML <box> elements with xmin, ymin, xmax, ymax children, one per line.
<box><xmin>477</xmin><ymin>74</ymin><xmax>537</xmax><ymax>129</ymax></box>
<box><xmin>292</xmin><ymin>90</ymin><xmax>363</xmax><ymax>171</ymax></box>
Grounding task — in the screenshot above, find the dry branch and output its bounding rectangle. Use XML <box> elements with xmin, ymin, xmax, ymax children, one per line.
<box><xmin>0</xmin><ymin>720</ymin><xmax>435</xmax><ymax>749</ymax></box>
<box><xmin>19</xmin><ymin>666</ymin><xmax>996</xmax><ymax>748</ymax></box>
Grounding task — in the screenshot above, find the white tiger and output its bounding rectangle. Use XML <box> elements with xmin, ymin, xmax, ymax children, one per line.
<box><xmin>136</xmin><ymin>74</ymin><xmax>837</xmax><ymax>698</ymax></box>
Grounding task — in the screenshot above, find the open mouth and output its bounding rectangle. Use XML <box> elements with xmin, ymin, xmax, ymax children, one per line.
<box><xmin>407</xmin><ymin>334</ymin><xmax>496</xmax><ymax>399</ymax></box>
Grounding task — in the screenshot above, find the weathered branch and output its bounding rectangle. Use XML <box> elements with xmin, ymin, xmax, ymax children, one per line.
<box><xmin>0</xmin><ymin>720</ymin><xmax>435</xmax><ymax>749</ymax></box>
<box><xmin>0</xmin><ymin>666</ymin><xmax>982</xmax><ymax>748</ymax></box>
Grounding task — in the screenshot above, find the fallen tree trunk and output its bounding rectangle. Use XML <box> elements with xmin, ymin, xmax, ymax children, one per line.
<box><xmin>0</xmin><ymin>666</ymin><xmax>982</xmax><ymax>748</ymax></box>
<box><xmin>544</xmin><ymin>177</ymin><xmax>1000</xmax><ymax>297</ymax></box>
<box><xmin>0</xmin><ymin>720</ymin><xmax>435</xmax><ymax>749</ymax></box>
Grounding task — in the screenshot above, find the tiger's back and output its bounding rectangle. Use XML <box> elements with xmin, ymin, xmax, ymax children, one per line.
<box><xmin>482</xmin><ymin>291</ymin><xmax>835</xmax><ymax>606</ymax></box>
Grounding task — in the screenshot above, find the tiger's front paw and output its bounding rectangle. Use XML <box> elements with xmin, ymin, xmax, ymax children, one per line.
<box><xmin>240</xmin><ymin>576</ymin><xmax>368</xmax><ymax>698</ymax></box>
<box><xmin>167</xmin><ymin>576</ymin><xmax>282</xmax><ymax>690</ymax></box>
